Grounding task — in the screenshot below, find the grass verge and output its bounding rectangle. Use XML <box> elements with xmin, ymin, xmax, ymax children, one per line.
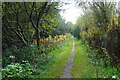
<box><xmin>39</xmin><ymin>36</ymin><xmax>73</xmax><ymax>78</ymax></box>
<box><xmin>71</xmin><ymin>38</ymin><xmax>96</xmax><ymax>78</ymax></box>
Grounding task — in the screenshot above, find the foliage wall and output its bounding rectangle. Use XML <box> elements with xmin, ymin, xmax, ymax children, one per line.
<box><xmin>74</xmin><ymin>1</ymin><xmax>120</xmax><ymax>62</ymax></box>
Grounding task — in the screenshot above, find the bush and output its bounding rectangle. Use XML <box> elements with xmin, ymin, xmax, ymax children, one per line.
<box><xmin>2</xmin><ymin>45</ymin><xmax>38</xmax><ymax>67</ymax></box>
<box><xmin>2</xmin><ymin>61</ymin><xmax>33</xmax><ymax>78</ymax></box>
<box><xmin>2</xmin><ymin>34</ymin><xmax>71</xmax><ymax>78</ymax></box>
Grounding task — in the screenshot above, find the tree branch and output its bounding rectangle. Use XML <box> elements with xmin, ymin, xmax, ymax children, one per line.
<box><xmin>24</xmin><ymin>2</ymin><xmax>37</xmax><ymax>31</ymax></box>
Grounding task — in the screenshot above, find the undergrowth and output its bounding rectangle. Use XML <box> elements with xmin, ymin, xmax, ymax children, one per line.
<box><xmin>2</xmin><ymin>36</ymin><xmax>72</xmax><ymax>79</ymax></box>
<box><xmin>82</xmin><ymin>40</ymin><xmax>120</xmax><ymax>79</ymax></box>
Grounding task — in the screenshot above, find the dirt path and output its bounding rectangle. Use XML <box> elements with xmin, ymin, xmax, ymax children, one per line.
<box><xmin>60</xmin><ymin>36</ymin><xmax>75</xmax><ymax>78</ymax></box>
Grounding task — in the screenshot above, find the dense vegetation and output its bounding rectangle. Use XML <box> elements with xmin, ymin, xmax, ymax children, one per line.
<box><xmin>2</xmin><ymin>2</ymin><xmax>72</xmax><ymax>79</ymax></box>
<box><xmin>1</xmin><ymin>1</ymin><xmax>120</xmax><ymax>79</ymax></box>
<box><xmin>73</xmin><ymin>1</ymin><xmax>120</xmax><ymax>78</ymax></box>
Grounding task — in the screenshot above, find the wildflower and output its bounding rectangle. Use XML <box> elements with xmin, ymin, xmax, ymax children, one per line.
<box><xmin>9</xmin><ymin>55</ymin><xmax>15</xmax><ymax>59</ymax></box>
<box><xmin>112</xmin><ymin>76</ymin><xmax>116</xmax><ymax>78</ymax></box>
<box><xmin>30</xmin><ymin>45</ymin><xmax>35</xmax><ymax>47</ymax></box>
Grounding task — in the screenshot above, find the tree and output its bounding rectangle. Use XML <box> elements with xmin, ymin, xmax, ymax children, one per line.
<box><xmin>2</xmin><ymin>2</ymin><xmax>59</xmax><ymax>50</ymax></box>
<box><xmin>51</xmin><ymin>14</ymin><xmax>73</xmax><ymax>36</ymax></box>
<box><xmin>76</xmin><ymin>1</ymin><xmax>120</xmax><ymax>58</ymax></box>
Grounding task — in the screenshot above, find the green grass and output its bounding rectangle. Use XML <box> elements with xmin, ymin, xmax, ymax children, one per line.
<box><xmin>39</xmin><ymin>37</ymin><xmax>73</xmax><ymax>78</ymax></box>
<box><xmin>71</xmin><ymin>38</ymin><xmax>96</xmax><ymax>78</ymax></box>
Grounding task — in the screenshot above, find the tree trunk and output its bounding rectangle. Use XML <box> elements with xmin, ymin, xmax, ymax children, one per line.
<box><xmin>36</xmin><ymin>29</ymin><xmax>40</xmax><ymax>51</ymax></box>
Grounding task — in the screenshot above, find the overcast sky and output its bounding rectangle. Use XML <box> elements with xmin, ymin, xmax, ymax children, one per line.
<box><xmin>59</xmin><ymin>0</ymin><xmax>83</xmax><ymax>24</ymax></box>
<box><xmin>59</xmin><ymin>0</ymin><xmax>120</xmax><ymax>24</ymax></box>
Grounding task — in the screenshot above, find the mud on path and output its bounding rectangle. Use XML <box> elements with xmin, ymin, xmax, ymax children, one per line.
<box><xmin>61</xmin><ymin>36</ymin><xmax>75</xmax><ymax>78</ymax></box>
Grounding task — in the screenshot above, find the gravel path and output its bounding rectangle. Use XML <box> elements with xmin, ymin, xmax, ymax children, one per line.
<box><xmin>60</xmin><ymin>36</ymin><xmax>75</xmax><ymax>78</ymax></box>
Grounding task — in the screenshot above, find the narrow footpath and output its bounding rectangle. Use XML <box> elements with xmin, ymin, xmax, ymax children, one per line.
<box><xmin>61</xmin><ymin>36</ymin><xmax>75</xmax><ymax>78</ymax></box>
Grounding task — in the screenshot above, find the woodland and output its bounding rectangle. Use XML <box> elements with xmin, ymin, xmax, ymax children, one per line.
<box><xmin>1</xmin><ymin>1</ymin><xmax>120</xmax><ymax>79</ymax></box>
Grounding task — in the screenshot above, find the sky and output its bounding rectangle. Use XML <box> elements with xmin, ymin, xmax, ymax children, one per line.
<box><xmin>59</xmin><ymin>0</ymin><xmax>83</xmax><ymax>24</ymax></box>
<box><xmin>59</xmin><ymin>0</ymin><xmax>120</xmax><ymax>24</ymax></box>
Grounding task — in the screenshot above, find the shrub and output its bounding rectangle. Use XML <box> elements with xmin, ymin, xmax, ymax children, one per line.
<box><xmin>2</xmin><ymin>61</ymin><xmax>33</xmax><ymax>78</ymax></box>
<box><xmin>2</xmin><ymin>45</ymin><xmax>38</xmax><ymax>67</ymax></box>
